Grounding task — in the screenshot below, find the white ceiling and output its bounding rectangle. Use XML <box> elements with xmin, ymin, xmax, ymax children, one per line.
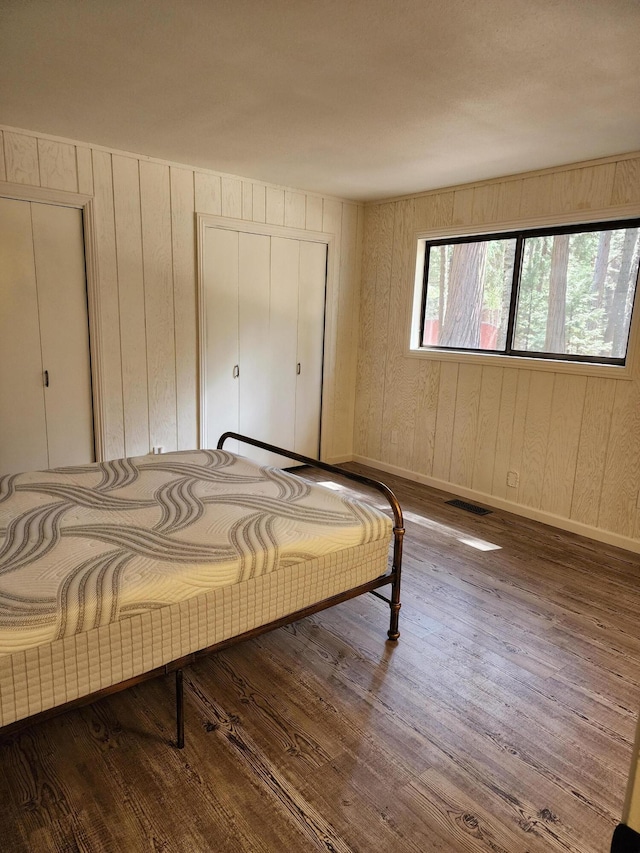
<box><xmin>1</xmin><ymin>0</ymin><xmax>639</xmax><ymax>201</ymax></box>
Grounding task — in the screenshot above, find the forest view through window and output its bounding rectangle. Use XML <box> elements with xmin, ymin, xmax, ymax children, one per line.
<box><xmin>420</xmin><ymin>220</ymin><xmax>640</xmax><ymax>364</ymax></box>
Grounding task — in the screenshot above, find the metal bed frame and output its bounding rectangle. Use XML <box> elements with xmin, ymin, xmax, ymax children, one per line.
<box><xmin>1</xmin><ymin>434</ymin><xmax>404</xmax><ymax>749</ymax></box>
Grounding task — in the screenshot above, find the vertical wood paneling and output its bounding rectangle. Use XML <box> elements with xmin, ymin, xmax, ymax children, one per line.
<box><xmin>411</xmin><ymin>361</ymin><xmax>441</xmax><ymax>476</ymax></box>
<box><xmin>354</xmin><ymin>204</ymin><xmax>381</xmax><ymax>457</ymax></box>
<box><xmin>452</xmin><ymin>188</ymin><xmax>474</xmax><ymax>225</ymax></box>
<box><xmin>381</xmin><ymin>199</ymin><xmax>420</xmax><ymax>470</ymax></box>
<box><xmin>266</xmin><ymin>187</ymin><xmax>285</xmax><ymax>225</ymax></box>
<box><xmin>414</xmin><ymin>191</ymin><xmax>454</xmax><ymax>231</ymax></box>
<box><xmin>357</xmin><ymin>149</ymin><xmax>640</xmax><ymax>547</ymax></box>
<box><xmin>611</xmin><ymin>158</ymin><xmax>640</xmax><ymax>206</ymax></box>
<box><xmin>346</xmin><ymin>204</ymin><xmax>364</xmax><ymax>454</ymax></box>
<box><xmin>598</xmin><ymin>381</ymin><xmax>640</xmax><ymax>536</ymax></box>
<box><xmin>517</xmin><ymin>372</ymin><xmax>555</xmax><ymax>509</ymax></box>
<box><xmin>194</xmin><ymin>172</ymin><xmax>222</xmax><ymax>215</ymax></box>
<box><xmin>449</xmin><ymin>363</ymin><xmax>482</xmax><ymax>488</ymax></box>
<box><xmin>432</xmin><ymin>361</ymin><xmax>459</xmax><ymax>481</ymax></box>
<box><xmin>571</xmin><ymin>378</ymin><xmax>617</xmax><ymax>527</ymax></box>
<box><xmin>91</xmin><ymin>149</ymin><xmax>125</xmax><ymax>459</ymax></box>
<box><xmin>519</xmin><ymin>174</ymin><xmax>557</xmax><ymax>218</ymax></box>
<box><xmin>362</xmin><ymin>203</ymin><xmax>394</xmax><ymax>461</ymax></box>
<box><xmin>471</xmin><ymin>180</ymin><xmax>524</xmax><ymax>225</ymax></box>
<box><xmin>4</xmin><ymin>132</ymin><xmax>40</xmax><ymax>185</ymax></box>
<box><xmin>139</xmin><ymin>161</ymin><xmax>177</xmax><ymax>451</ymax></box>
<box><xmin>471</xmin><ymin>366</ymin><xmax>503</xmax><ymax>494</ymax></box>
<box><xmin>112</xmin><ymin>154</ymin><xmax>149</xmax><ymax>456</ymax></box>
<box><xmin>551</xmin><ymin>164</ymin><xmax>616</xmax><ymax>212</ymax></box>
<box><xmin>252</xmin><ymin>185</ymin><xmax>266</xmax><ymax>223</ymax></box>
<box><xmin>321</xmin><ymin>198</ymin><xmax>343</xmax><ymax>458</ymax></box>
<box><xmin>37</xmin><ymin>140</ymin><xmax>77</xmax><ymax>192</ymax></box>
<box><xmin>306</xmin><ymin>196</ymin><xmax>323</xmax><ymax>232</ymax></box>
<box><xmin>76</xmin><ymin>147</ymin><xmax>93</xmax><ymax>195</ymax></box>
<box><xmin>506</xmin><ymin>370</ymin><xmax>532</xmax><ymax>502</ymax></box>
<box><xmin>496</xmin><ymin>180</ymin><xmax>523</xmax><ymax>222</ymax></box>
<box><xmin>285</xmin><ymin>191</ymin><xmax>306</xmax><ymax>229</ymax></box>
<box><xmin>491</xmin><ymin>368</ymin><xmax>519</xmax><ymax>498</ymax></box>
<box><xmin>0</xmin><ymin>126</ymin><xmax>364</xmax><ymax>473</ymax></box>
<box><xmin>221</xmin><ymin>177</ymin><xmax>242</xmax><ymax>218</ymax></box>
<box><xmin>331</xmin><ymin>203</ymin><xmax>359</xmax><ymax>456</ymax></box>
<box><xmin>241</xmin><ymin>182</ymin><xmax>253</xmax><ymax>220</ymax></box>
<box><xmin>540</xmin><ymin>374</ymin><xmax>587</xmax><ymax>517</ymax></box>
<box><xmin>471</xmin><ymin>183</ymin><xmax>502</xmax><ymax>225</ymax></box>
<box><xmin>0</xmin><ymin>131</ymin><xmax>6</xmax><ymax>181</ymax></box>
<box><xmin>170</xmin><ymin>167</ymin><xmax>198</xmax><ymax>450</ymax></box>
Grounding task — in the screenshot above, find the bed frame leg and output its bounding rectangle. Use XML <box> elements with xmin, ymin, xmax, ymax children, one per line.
<box><xmin>175</xmin><ymin>668</ymin><xmax>185</xmax><ymax>749</ymax></box>
<box><xmin>387</xmin><ymin>580</ymin><xmax>401</xmax><ymax>641</ymax></box>
<box><xmin>387</xmin><ymin>524</ymin><xmax>404</xmax><ymax>642</ymax></box>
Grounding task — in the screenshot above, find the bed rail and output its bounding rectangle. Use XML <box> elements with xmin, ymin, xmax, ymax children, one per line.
<box><xmin>216</xmin><ymin>431</ymin><xmax>404</xmax><ymax>642</ymax></box>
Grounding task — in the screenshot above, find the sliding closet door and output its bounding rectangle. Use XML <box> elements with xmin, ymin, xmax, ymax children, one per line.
<box><xmin>202</xmin><ymin>226</ymin><xmax>240</xmax><ymax>452</ymax></box>
<box><xmin>0</xmin><ymin>197</ymin><xmax>94</xmax><ymax>475</ymax></box>
<box><xmin>266</xmin><ymin>237</ymin><xmax>299</xmax><ymax>466</ymax></box>
<box><xmin>238</xmin><ymin>232</ymin><xmax>274</xmax><ymax>465</ymax></box>
<box><xmin>31</xmin><ymin>204</ymin><xmax>94</xmax><ymax>468</ymax></box>
<box><xmin>200</xmin><ymin>222</ymin><xmax>327</xmax><ymax>468</ymax></box>
<box><xmin>295</xmin><ymin>241</ymin><xmax>326</xmax><ymax>458</ymax></box>
<box><xmin>0</xmin><ymin>197</ymin><xmax>49</xmax><ymax>474</ymax></box>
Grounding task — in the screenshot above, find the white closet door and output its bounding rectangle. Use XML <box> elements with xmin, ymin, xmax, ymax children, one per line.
<box><xmin>295</xmin><ymin>241</ymin><xmax>327</xmax><ymax>458</ymax></box>
<box><xmin>0</xmin><ymin>198</ymin><xmax>49</xmax><ymax>474</ymax></box>
<box><xmin>267</xmin><ymin>237</ymin><xmax>299</xmax><ymax>467</ymax></box>
<box><xmin>238</xmin><ymin>232</ymin><xmax>272</xmax><ymax>465</ymax></box>
<box><xmin>200</xmin><ymin>224</ymin><xmax>327</xmax><ymax>469</ymax></box>
<box><xmin>203</xmin><ymin>227</ymin><xmax>240</xmax><ymax>452</ymax></box>
<box><xmin>31</xmin><ymin>204</ymin><xmax>94</xmax><ymax>468</ymax></box>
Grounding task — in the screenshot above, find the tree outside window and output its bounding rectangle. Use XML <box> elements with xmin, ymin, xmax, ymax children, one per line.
<box><xmin>420</xmin><ymin>221</ymin><xmax>640</xmax><ymax>365</ymax></box>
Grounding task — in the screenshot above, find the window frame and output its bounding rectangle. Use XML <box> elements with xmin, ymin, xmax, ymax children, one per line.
<box><xmin>412</xmin><ymin>216</ymin><xmax>640</xmax><ymax>374</ymax></box>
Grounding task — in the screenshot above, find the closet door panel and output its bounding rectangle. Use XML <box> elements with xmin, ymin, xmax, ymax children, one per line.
<box><xmin>31</xmin><ymin>203</ymin><xmax>94</xmax><ymax>467</ymax></box>
<box><xmin>295</xmin><ymin>241</ymin><xmax>327</xmax><ymax>458</ymax></box>
<box><xmin>268</xmin><ymin>237</ymin><xmax>299</xmax><ymax>466</ymax></box>
<box><xmin>203</xmin><ymin>227</ymin><xmax>239</xmax><ymax>452</ymax></box>
<box><xmin>0</xmin><ymin>198</ymin><xmax>48</xmax><ymax>474</ymax></box>
<box><xmin>238</xmin><ymin>232</ymin><xmax>272</xmax><ymax>465</ymax></box>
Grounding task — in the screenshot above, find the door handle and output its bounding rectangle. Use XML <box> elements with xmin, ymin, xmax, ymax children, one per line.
<box><xmin>233</xmin><ymin>365</ymin><xmax>239</xmax><ymax>379</ymax></box>
<box><xmin>44</xmin><ymin>369</ymin><xmax>49</xmax><ymax>388</ymax></box>
<box><xmin>296</xmin><ymin>363</ymin><xmax>301</xmax><ymax>375</ymax></box>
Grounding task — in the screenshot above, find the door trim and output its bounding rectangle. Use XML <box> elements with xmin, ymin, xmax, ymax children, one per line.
<box><xmin>0</xmin><ymin>181</ymin><xmax>106</xmax><ymax>462</ymax></box>
<box><xmin>197</xmin><ymin>214</ymin><xmax>336</xmax><ymax>460</ymax></box>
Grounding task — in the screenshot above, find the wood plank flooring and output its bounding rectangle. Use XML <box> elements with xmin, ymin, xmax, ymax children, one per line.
<box><xmin>1</xmin><ymin>464</ymin><xmax>639</xmax><ymax>852</ymax></box>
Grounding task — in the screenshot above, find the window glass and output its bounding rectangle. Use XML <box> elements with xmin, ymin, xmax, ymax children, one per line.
<box><xmin>419</xmin><ymin>220</ymin><xmax>640</xmax><ymax>365</ymax></box>
<box><xmin>514</xmin><ymin>228</ymin><xmax>639</xmax><ymax>359</ymax></box>
<box><xmin>422</xmin><ymin>239</ymin><xmax>516</xmax><ymax>350</ymax></box>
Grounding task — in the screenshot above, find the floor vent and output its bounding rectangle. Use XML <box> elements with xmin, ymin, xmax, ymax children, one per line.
<box><xmin>445</xmin><ymin>498</ymin><xmax>492</xmax><ymax>516</ymax></box>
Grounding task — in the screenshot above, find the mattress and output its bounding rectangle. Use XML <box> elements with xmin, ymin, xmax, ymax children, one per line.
<box><xmin>0</xmin><ymin>449</ymin><xmax>392</xmax><ymax>727</ymax></box>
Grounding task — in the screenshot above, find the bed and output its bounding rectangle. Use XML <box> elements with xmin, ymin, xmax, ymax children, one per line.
<box><xmin>0</xmin><ymin>433</ymin><xmax>403</xmax><ymax>746</ymax></box>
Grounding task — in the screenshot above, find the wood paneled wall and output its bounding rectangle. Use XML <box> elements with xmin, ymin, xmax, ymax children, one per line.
<box><xmin>354</xmin><ymin>153</ymin><xmax>640</xmax><ymax>550</ymax></box>
<box><xmin>0</xmin><ymin>126</ymin><xmax>362</xmax><ymax>463</ymax></box>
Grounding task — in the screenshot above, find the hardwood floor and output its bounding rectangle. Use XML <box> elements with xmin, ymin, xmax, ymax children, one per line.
<box><xmin>1</xmin><ymin>464</ymin><xmax>639</xmax><ymax>852</ymax></box>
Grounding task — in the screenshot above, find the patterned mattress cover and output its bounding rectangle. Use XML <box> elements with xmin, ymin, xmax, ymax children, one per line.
<box><xmin>0</xmin><ymin>449</ymin><xmax>392</xmax><ymax>661</ymax></box>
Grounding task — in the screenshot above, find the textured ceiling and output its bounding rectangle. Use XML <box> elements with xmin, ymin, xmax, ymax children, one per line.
<box><xmin>1</xmin><ymin>0</ymin><xmax>639</xmax><ymax>201</ymax></box>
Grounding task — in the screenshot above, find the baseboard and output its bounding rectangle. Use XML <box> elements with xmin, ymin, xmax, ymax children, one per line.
<box><xmin>352</xmin><ymin>455</ymin><xmax>640</xmax><ymax>555</ymax></box>
<box><xmin>325</xmin><ymin>454</ymin><xmax>353</xmax><ymax>465</ymax></box>
<box><xmin>612</xmin><ymin>824</ymin><xmax>640</xmax><ymax>852</ymax></box>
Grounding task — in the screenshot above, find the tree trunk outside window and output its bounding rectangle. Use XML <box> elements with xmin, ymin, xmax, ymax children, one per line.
<box><xmin>440</xmin><ymin>241</ymin><xmax>487</xmax><ymax>348</ymax></box>
<box><xmin>545</xmin><ymin>234</ymin><xmax>570</xmax><ymax>353</ymax></box>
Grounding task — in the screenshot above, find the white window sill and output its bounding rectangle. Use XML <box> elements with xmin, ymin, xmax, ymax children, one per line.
<box><xmin>406</xmin><ymin>346</ymin><xmax>635</xmax><ymax>380</ymax></box>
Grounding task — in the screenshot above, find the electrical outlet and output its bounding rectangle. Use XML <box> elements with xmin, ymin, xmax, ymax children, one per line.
<box><xmin>506</xmin><ymin>470</ymin><xmax>519</xmax><ymax>488</ymax></box>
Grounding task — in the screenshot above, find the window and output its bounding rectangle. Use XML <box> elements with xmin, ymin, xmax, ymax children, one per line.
<box><xmin>418</xmin><ymin>220</ymin><xmax>640</xmax><ymax>365</ymax></box>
